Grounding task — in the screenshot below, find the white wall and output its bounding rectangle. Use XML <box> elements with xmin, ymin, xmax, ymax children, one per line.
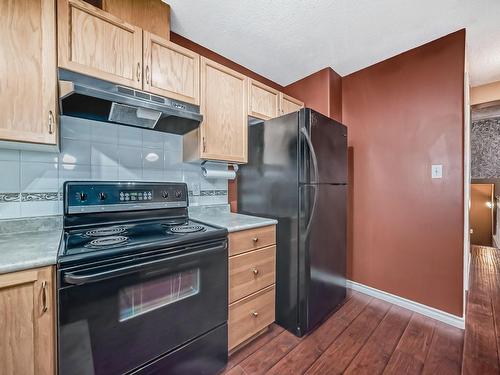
<box><xmin>0</xmin><ymin>116</ymin><xmax>228</xmax><ymax>219</ymax></box>
<box><xmin>494</xmin><ymin>197</ymin><xmax>500</xmax><ymax>248</ymax></box>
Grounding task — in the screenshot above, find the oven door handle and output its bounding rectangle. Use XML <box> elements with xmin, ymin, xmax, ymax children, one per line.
<box><xmin>64</xmin><ymin>244</ymin><xmax>225</xmax><ymax>285</ymax></box>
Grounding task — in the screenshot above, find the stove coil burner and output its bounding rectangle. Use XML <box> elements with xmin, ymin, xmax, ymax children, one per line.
<box><xmin>85</xmin><ymin>227</ymin><xmax>127</xmax><ymax>237</ymax></box>
<box><xmin>85</xmin><ymin>236</ymin><xmax>129</xmax><ymax>248</ymax></box>
<box><xmin>161</xmin><ymin>219</ymin><xmax>189</xmax><ymax>228</ymax></box>
<box><xmin>170</xmin><ymin>225</ymin><xmax>206</xmax><ymax>234</ymax></box>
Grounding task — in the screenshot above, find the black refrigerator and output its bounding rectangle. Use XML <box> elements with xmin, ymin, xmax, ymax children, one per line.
<box><xmin>238</xmin><ymin>108</ymin><xmax>347</xmax><ymax>337</ymax></box>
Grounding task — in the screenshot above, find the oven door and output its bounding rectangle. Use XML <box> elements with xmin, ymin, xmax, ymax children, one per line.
<box><xmin>58</xmin><ymin>239</ymin><xmax>228</xmax><ymax>375</ymax></box>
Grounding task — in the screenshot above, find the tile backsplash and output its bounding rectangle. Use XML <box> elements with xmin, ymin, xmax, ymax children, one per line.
<box><xmin>0</xmin><ymin>116</ymin><xmax>228</xmax><ymax>219</ymax></box>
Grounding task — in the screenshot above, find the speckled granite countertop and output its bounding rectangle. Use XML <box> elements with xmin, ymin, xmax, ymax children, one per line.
<box><xmin>189</xmin><ymin>205</ymin><xmax>277</xmax><ymax>232</ymax></box>
<box><xmin>0</xmin><ymin>216</ymin><xmax>62</xmax><ymax>275</ymax></box>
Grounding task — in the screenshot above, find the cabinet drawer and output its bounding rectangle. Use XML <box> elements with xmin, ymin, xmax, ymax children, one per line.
<box><xmin>229</xmin><ymin>225</ymin><xmax>276</xmax><ymax>256</ymax></box>
<box><xmin>228</xmin><ymin>285</ymin><xmax>275</xmax><ymax>350</ymax></box>
<box><xmin>229</xmin><ymin>246</ymin><xmax>275</xmax><ymax>303</ymax></box>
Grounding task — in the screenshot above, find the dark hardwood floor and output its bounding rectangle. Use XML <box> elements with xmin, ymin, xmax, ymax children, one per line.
<box><xmin>221</xmin><ymin>245</ymin><xmax>500</xmax><ymax>375</ymax></box>
<box><xmin>463</xmin><ymin>245</ymin><xmax>500</xmax><ymax>374</ymax></box>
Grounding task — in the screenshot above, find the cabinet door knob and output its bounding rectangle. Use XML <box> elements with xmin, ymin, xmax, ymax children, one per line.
<box><xmin>251</xmin><ymin>311</ymin><xmax>259</xmax><ymax>317</ymax></box>
<box><xmin>252</xmin><ymin>268</ymin><xmax>259</xmax><ymax>276</ymax></box>
<box><xmin>146</xmin><ymin>65</ymin><xmax>150</xmax><ymax>85</ymax></box>
<box><xmin>41</xmin><ymin>281</ymin><xmax>48</xmax><ymax>313</ymax></box>
<box><xmin>252</xmin><ymin>237</ymin><xmax>259</xmax><ymax>243</ymax></box>
<box><xmin>48</xmin><ymin>111</ymin><xmax>54</xmax><ymax>135</ymax></box>
<box><xmin>136</xmin><ymin>62</ymin><xmax>141</xmax><ymax>82</ymax></box>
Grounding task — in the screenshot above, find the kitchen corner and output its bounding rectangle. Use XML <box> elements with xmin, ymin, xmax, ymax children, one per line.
<box><xmin>3</xmin><ymin>0</ymin><xmax>488</xmax><ymax>373</ymax></box>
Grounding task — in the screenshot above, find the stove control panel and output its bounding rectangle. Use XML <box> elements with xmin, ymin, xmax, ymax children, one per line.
<box><xmin>65</xmin><ymin>182</ymin><xmax>188</xmax><ymax>214</ymax></box>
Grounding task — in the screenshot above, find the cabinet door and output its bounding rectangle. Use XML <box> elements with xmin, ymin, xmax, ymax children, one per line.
<box><xmin>0</xmin><ymin>267</ymin><xmax>55</xmax><ymax>375</ymax></box>
<box><xmin>58</xmin><ymin>0</ymin><xmax>143</xmax><ymax>89</ymax></box>
<box><xmin>143</xmin><ymin>32</ymin><xmax>200</xmax><ymax>104</ymax></box>
<box><xmin>103</xmin><ymin>0</ymin><xmax>170</xmax><ymax>41</ymax></box>
<box><xmin>0</xmin><ymin>0</ymin><xmax>57</xmax><ymax>145</ymax></box>
<box><xmin>200</xmin><ymin>57</ymin><xmax>248</xmax><ymax>163</ymax></box>
<box><xmin>248</xmin><ymin>79</ymin><xmax>280</xmax><ymax>120</ymax></box>
<box><xmin>280</xmin><ymin>93</ymin><xmax>304</xmax><ymax>115</ymax></box>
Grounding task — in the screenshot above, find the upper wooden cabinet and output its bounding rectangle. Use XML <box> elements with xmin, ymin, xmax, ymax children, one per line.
<box><xmin>0</xmin><ymin>0</ymin><xmax>57</xmax><ymax>146</ymax></box>
<box><xmin>102</xmin><ymin>0</ymin><xmax>170</xmax><ymax>40</ymax></box>
<box><xmin>143</xmin><ymin>32</ymin><xmax>200</xmax><ymax>105</ymax></box>
<box><xmin>0</xmin><ymin>266</ymin><xmax>55</xmax><ymax>375</ymax></box>
<box><xmin>248</xmin><ymin>80</ymin><xmax>280</xmax><ymax>120</ymax></box>
<box><xmin>58</xmin><ymin>0</ymin><xmax>143</xmax><ymax>89</ymax></box>
<box><xmin>198</xmin><ymin>57</ymin><xmax>248</xmax><ymax>163</ymax></box>
<box><xmin>248</xmin><ymin>80</ymin><xmax>304</xmax><ymax>120</ymax></box>
<box><xmin>280</xmin><ymin>93</ymin><xmax>304</xmax><ymax>115</ymax></box>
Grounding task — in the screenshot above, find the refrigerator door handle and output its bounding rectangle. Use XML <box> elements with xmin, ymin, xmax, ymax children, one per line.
<box><xmin>303</xmin><ymin>185</ymin><xmax>318</xmax><ymax>239</ymax></box>
<box><xmin>300</xmin><ymin>127</ymin><xmax>319</xmax><ymax>184</ymax></box>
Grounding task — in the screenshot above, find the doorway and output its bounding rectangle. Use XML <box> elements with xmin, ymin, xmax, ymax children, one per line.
<box><xmin>470</xmin><ymin>184</ymin><xmax>494</xmax><ymax>246</ymax></box>
<box><xmin>469</xmin><ymin>103</ymin><xmax>500</xmax><ymax>249</ymax></box>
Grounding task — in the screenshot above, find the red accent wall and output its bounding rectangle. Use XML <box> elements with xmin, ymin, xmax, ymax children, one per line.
<box><xmin>284</xmin><ymin>67</ymin><xmax>342</xmax><ymax>122</ymax></box>
<box><xmin>342</xmin><ymin>30</ymin><xmax>465</xmax><ymax>316</ymax></box>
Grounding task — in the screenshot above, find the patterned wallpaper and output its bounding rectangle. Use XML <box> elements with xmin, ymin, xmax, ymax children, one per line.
<box><xmin>471</xmin><ymin>117</ymin><xmax>500</xmax><ymax>179</ymax></box>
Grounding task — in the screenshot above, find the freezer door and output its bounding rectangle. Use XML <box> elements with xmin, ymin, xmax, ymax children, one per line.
<box><xmin>298</xmin><ymin>183</ymin><xmax>346</xmax><ymax>335</ymax></box>
<box><xmin>300</xmin><ymin>109</ymin><xmax>347</xmax><ymax>184</ymax></box>
<box><xmin>238</xmin><ymin>112</ymin><xmax>299</xmax><ymax>218</ymax></box>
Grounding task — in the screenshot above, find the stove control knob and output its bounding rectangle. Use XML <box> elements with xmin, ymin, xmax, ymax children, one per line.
<box><xmin>79</xmin><ymin>192</ymin><xmax>88</xmax><ymax>201</ymax></box>
<box><xmin>98</xmin><ymin>192</ymin><xmax>107</xmax><ymax>201</ymax></box>
<box><xmin>175</xmin><ymin>190</ymin><xmax>182</xmax><ymax>199</ymax></box>
<box><xmin>161</xmin><ymin>191</ymin><xmax>169</xmax><ymax>199</ymax></box>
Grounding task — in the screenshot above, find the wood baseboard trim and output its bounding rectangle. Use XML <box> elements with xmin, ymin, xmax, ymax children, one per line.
<box><xmin>346</xmin><ymin>280</ymin><xmax>465</xmax><ymax>329</ymax></box>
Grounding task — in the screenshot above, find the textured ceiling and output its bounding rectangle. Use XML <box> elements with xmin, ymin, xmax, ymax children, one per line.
<box><xmin>166</xmin><ymin>0</ymin><xmax>500</xmax><ymax>87</ymax></box>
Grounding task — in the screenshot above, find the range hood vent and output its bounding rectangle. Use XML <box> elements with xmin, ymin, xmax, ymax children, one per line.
<box><xmin>58</xmin><ymin>69</ymin><xmax>202</xmax><ymax>135</ymax></box>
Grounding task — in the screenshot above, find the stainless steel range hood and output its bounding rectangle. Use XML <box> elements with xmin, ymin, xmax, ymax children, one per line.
<box><xmin>58</xmin><ymin>69</ymin><xmax>202</xmax><ymax>135</ymax></box>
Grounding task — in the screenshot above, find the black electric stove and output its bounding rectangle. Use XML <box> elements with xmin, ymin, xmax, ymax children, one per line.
<box><xmin>57</xmin><ymin>181</ymin><xmax>228</xmax><ymax>375</ymax></box>
<box><xmin>61</xmin><ymin>218</ymin><xmax>224</xmax><ymax>265</ymax></box>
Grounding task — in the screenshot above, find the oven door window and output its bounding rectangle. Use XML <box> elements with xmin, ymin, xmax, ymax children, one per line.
<box><xmin>119</xmin><ymin>268</ymin><xmax>200</xmax><ymax>321</ymax></box>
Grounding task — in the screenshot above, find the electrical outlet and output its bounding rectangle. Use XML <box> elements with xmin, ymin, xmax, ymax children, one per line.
<box><xmin>191</xmin><ymin>182</ymin><xmax>201</xmax><ymax>196</ymax></box>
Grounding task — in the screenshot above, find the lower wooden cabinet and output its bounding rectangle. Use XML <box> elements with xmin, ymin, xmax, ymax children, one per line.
<box><xmin>229</xmin><ymin>245</ymin><xmax>276</xmax><ymax>304</ymax></box>
<box><xmin>227</xmin><ymin>225</ymin><xmax>276</xmax><ymax>352</ymax></box>
<box><xmin>0</xmin><ymin>266</ymin><xmax>55</xmax><ymax>375</ymax></box>
<box><xmin>228</xmin><ymin>285</ymin><xmax>276</xmax><ymax>350</ymax></box>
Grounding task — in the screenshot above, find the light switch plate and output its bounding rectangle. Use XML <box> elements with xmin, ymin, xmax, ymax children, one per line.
<box><xmin>431</xmin><ymin>164</ymin><xmax>443</xmax><ymax>179</ymax></box>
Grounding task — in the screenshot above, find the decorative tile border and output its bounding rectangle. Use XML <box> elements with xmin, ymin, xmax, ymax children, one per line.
<box><xmin>189</xmin><ymin>190</ymin><xmax>228</xmax><ymax>197</ymax></box>
<box><xmin>1</xmin><ymin>191</ymin><xmax>226</xmax><ymax>202</ymax></box>
<box><xmin>0</xmin><ymin>193</ymin><xmax>21</xmax><ymax>203</ymax></box>
<box><xmin>21</xmin><ymin>192</ymin><xmax>60</xmax><ymax>202</ymax></box>
<box><xmin>199</xmin><ymin>190</ymin><xmax>228</xmax><ymax>197</ymax></box>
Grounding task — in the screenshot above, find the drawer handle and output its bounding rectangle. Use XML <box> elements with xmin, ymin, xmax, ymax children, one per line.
<box><xmin>252</xmin><ymin>237</ymin><xmax>259</xmax><ymax>243</ymax></box>
<box><xmin>252</xmin><ymin>268</ymin><xmax>259</xmax><ymax>276</ymax></box>
<box><xmin>251</xmin><ymin>311</ymin><xmax>259</xmax><ymax>317</ymax></box>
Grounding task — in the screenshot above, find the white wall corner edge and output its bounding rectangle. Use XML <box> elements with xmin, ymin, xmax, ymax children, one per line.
<box><xmin>346</xmin><ymin>280</ymin><xmax>465</xmax><ymax>330</ymax></box>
